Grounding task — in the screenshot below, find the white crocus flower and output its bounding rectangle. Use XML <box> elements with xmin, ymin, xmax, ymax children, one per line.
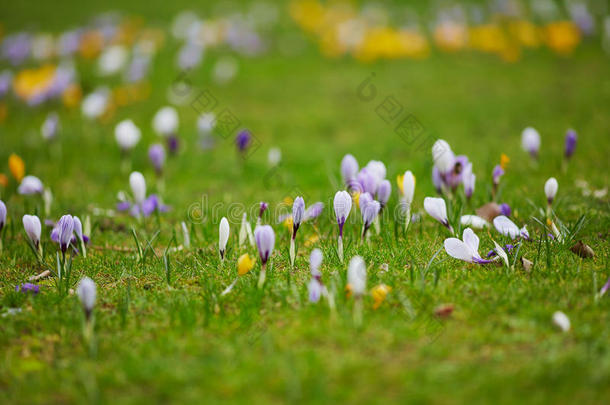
<box><xmin>544</xmin><ymin>177</ymin><xmax>558</xmax><ymax>205</ymax></box>
<box><xmin>115</xmin><ymin>120</ymin><xmax>141</xmax><ymax>151</ymax></box>
<box><xmin>444</xmin><ymin>228</ymin><xmax>491</xmax><ymax>264</ymax></box>
<box><xmin>460</xmin><ymin>215</ymin><xmax>488</xmax><ymax>229</ymax></box>
<box><xmin>424</xmin><ymin>197</ymin><xmax>453</xmax><ymax>232</ymax></box>
<box><xmin>129</xmin><ymin>171</ymin><xmax>147</xmax><ymax>205</ymax></box>
<box><xmin>552</xmin><ymin>311</ymin><xmax>570</xmax><ymax>332</ymax></box>
<box><xmin>152</xmin><ymin>106</ymin><xmax>179</xmax><ymax>137</ymax></box>
<box><xmin>219</xmin><ymin>217</ymin><xmax>230</xmax><ymax>260</ymax></box>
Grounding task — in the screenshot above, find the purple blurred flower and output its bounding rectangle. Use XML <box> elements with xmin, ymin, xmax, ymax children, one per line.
<box><xmin>235</xmin><ymin>130</ymin><xmax>252</xmax><ymax>152</ymax></box>
<box><xmin>148</xmin><ymin>144</ymin><xmax>166</xmax><ymax>175</ymax></box>
<box><xmin>167</xmin><ymin>135</ymin><xmax>180</xmax><ymax>155</ymax></box>
<box><xmin>500</xmin><ymin>203</ymin><xmax>511</xmax><ymax>217</ymax></box>
<box><xmin>0</xmin><ymin>200</ymin><xmax>6</xmax><ymax>232</ymax></box>
<box><xmin>2</xmin><ymin>33</ymin><xmax>31</xmax><ymax>65</ymax></box>
<box><xmin>565</xmin><ymin>129</ymin><xmax>577</xmax><ymax>159</ymax></box>
<box><xmin>492</xmin><ymin>165</ymin><xmax>504</xmax><ymax>185</ymax></box>
<box><xmin>304</xmin><ymin>202</ymin><xmax>324</xmax><ymax>221</ymax></box>
<box><xmin>0</xmin><ymin>70</ymin><xmax>12</xmax><ymax>98</ymax></box>
<box><xmin>16</xmin><ymin>283</ymin><xmax>40</xmax><ymax>295</ymax></box>
<box><xmin>56</xmin><ymin>215</ymin><xmax>75</xmax><ymax>253</ymax></box>
<box><xmin>341</xmin><ymin>154</ymin><xmax>359</xmax><ymax>186</ymax></box>
<box><xmin>356</xmin><ymin>169</ymin><xmax>377</xmax><ymax>195</ymax></box>
<box><xmin>41</xmin><ymin>112</ymin><xmax>60</xmax><ymax>141</ymax></box>
<box><xmin>254</xmin><ymin>225</ymin><xmax>275</xmax><ymax>266</ymax></box>
<box><xmin>377</xmin><ymin>180</ymin><xmax>391</xmax><ymax>208</ymax></box>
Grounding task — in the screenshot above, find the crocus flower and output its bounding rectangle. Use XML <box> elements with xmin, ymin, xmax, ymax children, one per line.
<box><xmin>521</xmin><ymin>127</ymin><xmax>540</xmax><ymax>159</ymax></box>
<box><xmin>545</xmin><ymin>177</ymin><xmax>558</xmax><ymax>205</ymax></box>
<box><xmin>115</xmin><ymin>119</ymin><xmax>141</xmax><ymax>152</ymax></box>
<box><xmin>377</xmin><ymin>180</ymin><xmax>391</xmax><ymax>208</ymax></box>
<box><xmin>499</xmin><ymin>203</ymin><xmax>511</xmax><ymax>217</ymax></box>
<box><xmin>267</xmin><ymin>147</ymin><xmax>281</xmax><ymax>167</ymax></box>
<box><xmin>81</xmin><ymin>88</ymin><xmax>110</xmax><ymax>120</ymax></box>
<box><xmin>552</xmin><ymin>311</ymin><xmax>570</xmax><ymax>332</ymax></box>
<box><xmin>401</xmin><ymin>170</ymin><xmax>416</xmax><ymax>231</ymax></box>
<box><xmin>463</xmin><ymin>162</ymin><xmax>475</xmax><ymax>199</ymax></box>
<box><xmin>432</xmin><ymin>139</ymin><xmax>455</xmax><ymax>174</ymax></box>
<box><xmin>356</xmin><ymin>169</ymin><xmax>377</xmax><ymax>195</ymax></box>
<box><xmin>235</xmin><ymin>130</ymin><xmax>252</xmax><ymax>153</ymax></box>
<box><xmin>22</xmin><ymin>215</ymin><xmax>41</xmax><ymax>248</ymax></box>
<box><xmin>56</xmin><ymin>214</ymin><xmax>75</xmax><ymax>253</ymax></box>
<box><xmin>41</xmin><ymin>112</ymin><xmax>59</xmax><ymax>141</ymax></box>
<box><xmin>238</xmin><ymin>253</ymin><xmax>255</xmax><ymax>275</ymax></box>
<box><xmin>598</xmin><ymin>277</ymin><xmax>610</xmax><ymax>298</ymax></box>
<box><xmin>308</xmin><ymin>248</ymin><xmax>324</xmax><ymax>303</ymax></box>
<box><xmin>17</xmin><ymin>175</ymin><xmax>43</xmax><ymax>195</ymax></box>
<box><xmin>148</xmin><ymin>144</ymin><xmax>165</xmax><ymax>175</ymax></box>
<box><xmin>564</xmin><ymin>129</ymin><xmax>577</xmax><ymax>160</ymax></box>
<box><xmin>304</xmin><ymin>202</ymin><xmax>324</xmax><ymax>221</ymax></box>
<box><xmin>16</xmin><ymin>283</ymin><xmax>40</xmax><ymax>295</ymax></box>
<box><xmin>334</xmin><ymin>190</ymin><xmax>352</xmax><ymax>262</ymax></box>
<box><xmin>341</xmin><ymin>154</ymin><xmax>359</xmax><ymax>186</ymax></box>
<box><xmin>492</xmin><ymin>164</ymin><xmax>504</xmax><ymax>190</ymax></box>
<box><xmin>460</xmin><ymin>215</ymin><xmax>488</xmax><ymax>229</ymax></box>
<box><xmin>152</xmin><ymin>106</ymin><xmax>179</xmax><ymax>137</ymax></box>
<box><xmin>444</xmin><ymin>228</ymin><xmax>492</xmax><ymax>264</ymax></box>
<box><xmin>130</xmin><ymin>171</ymin><xmax>146</xmax><ymax>205</ymax></box>
<box><xmin>359</xmin><ymin>192</ymin><xmax>380</xmax><ymax>241</ymax></box>
<box><xmin>348</xmin><ymin>256</ymin><xmax>366</xmax><ymax>297</ymax></box>
<box><xmin>493</xmin><ymin>215</ymin><xmax>528</xmax><ymax>240</ymax></box>
<box><xmin>290</xmin><ymin>197</ymin><xmax>305</xmax><ymax>267</ymax></box>
<box><xmin>348</xmin><ymin>255</ymin><xmax>366</xmax><ymax>325</ymax></box>
<box><xmin>255</xmin><ymin>225</ymin><xmax>275</xmax><ymax>288</ymax></box>
<box><xmin>371</xmin><ymin>284</ymin><xmax>391</xmax><ymax>309</ymax></box>
<box><xmin>77</xmin><ymin>277</ymin><xmax>96</xmax><ymax>320</ymax></box>
<box><xmin>219</xmin><ymin>217</ymin><xmax>230</xmax><ymax>260</ymax></box>
<box><xmin>0</xmin><ymin>200</ymin><xmax>6</xmax><ymax>232</ymax></box>
<box><xmin>365</xmin><ymin>160</ymin><xmax>387</xmax><ymax>187</ymax></box>
<box><xmin>424</xmin><ymin>197</ymin><xmax>453</xmax><ymax>233</ymax></box>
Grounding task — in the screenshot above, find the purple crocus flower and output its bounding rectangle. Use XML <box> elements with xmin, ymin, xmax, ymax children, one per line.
<box><xmin>444</xmin><ymin>155</ymin><xmax>469</xmax><ymax>190</ymax></box>
<box><xmin>0</xmin><ymin>200</ymin><xmax>6</xmax><ymax>232</ymax></box>
<box><xmin>432</xmin><ymin>166</ymin><xmax>442</xmax><ymax>194</ymax></box>
<box><xmin>235</xmin><ymin>130</ymin><xmax>252</xmax><ymax>152</ymax></box>
<box><xmin>259</xmin><ymin>202</ymin><xmax>268</xmax><ymax>219</ymax></box>
<box><xmin>341</xmin><ymin>154</ymin><xmax>359</xmax><ymax>186</ymax></box>
<box><xmin>16</xmin><ymin>283</ymin><xmax>40</xmax><ymax>294</ymax></box>
<box><xmin>500</xmin><ymin>203</ymin><xmax>511</xmax><ymax>217</ymax></box>
<box><xmin>600</xmin><ymin>277</ymin><xmax>610</xmax><ymax>298</ymax></box>
<box><xmin>292</xmin><ymin>197</ymin><xmax>305</xmax><ymax>236</ymax></box>
<box><xmin>356</xmin><ymin>169</ymin><xmax>377</xmax><ymax>195</ymax></box>
<box><xmin>334</xmin><ymin>191</ymin><xmax>352</xmax><ymax>237</ymax></box>
<box><xmin>377</xmin><ymin>180</ymin><xmax>391</xmax><ymax>208</ymax></box>
<box><xmin>304</xmin><ymin>202</ymin><xmax>324</xmax><ymax>221</ymax></box>
<box><xmin>0</xmin><ymin>70</ymin><xmax>12</xmax><ymax>98</ymax></box>
<box><xmin>56</xmin><ymin>215</ymin><xmax>75</xmax><ymax>253</ymax></box>
<box><xmin>148</xmin><ymin>144</ymin><xmax>166</xmax><ymax>175</ymax></box>
<box><xmin>2</xmin><ymin>33</ymin><xmax>31</xmax><ymax>65</ymax></box>
<box><xmin>565</xmin><ymin>129</ymin><xmax>577</xmax><ymax>159</ymax></box>
<box><xmin>492</xmin><ymin>165</ymin><xmax>504</xmax><ymax>185</ymax></box>
<box><xmin>254</xmin><ymin>225</ymin><xmax>275</xmax><ymax>266</ymax></box>
<box><xmin>167</xmin><ymin>135</ymin><xmax>180</xmax><ymax>155</ymax></box>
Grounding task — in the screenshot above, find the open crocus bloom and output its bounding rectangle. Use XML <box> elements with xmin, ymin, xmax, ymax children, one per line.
<box><xmin>424</xmin><ymin>197</ymin><xmax>452</xmax><ymax>231</ymax></box>
<box><xmin>444</xmin><ymin>228</ymin><xmax>492</xmax><ymax>264</ymax></box>
<box><xmin>493</xmin><ymin>215</ymin><xmax>529</xmax><ymax>240</ymax></box>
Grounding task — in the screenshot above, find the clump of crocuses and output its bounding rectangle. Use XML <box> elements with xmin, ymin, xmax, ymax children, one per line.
<box><xmin>117</xmin><ymin>171</ymin><xmax>169</xmax><ymax>218</ymax></box>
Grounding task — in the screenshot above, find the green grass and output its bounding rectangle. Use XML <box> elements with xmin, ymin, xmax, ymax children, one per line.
<box><xmin>1</xmin><ymin>1</ymin><xmax>610</xmax><ymax>403</ymax></box>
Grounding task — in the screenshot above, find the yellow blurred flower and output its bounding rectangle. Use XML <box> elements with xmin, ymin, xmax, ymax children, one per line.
<box><xmin>434</xmin><ymin>22</ymin><xmax>468</xmax><ymax>53</ymax></box>
<box><xmin>544</xmin><ymin>21</ymin><xmax>580</xmax><ymax>55</ymax></box>
<box><xmin>290</xmin><ymin>0</ymin><xmax>326</xmax><ymax>34</ymax></box>
<box><xmin>283</xmin><ymin>196</ymin><xmax>293</xmax><ymax>206</ymax></box>
<box><xmin>0</xmin><ymin>173</ymin><xmax>8</xmax><ymax>188</ymax></box>
<box><xmin>397</xmin><ymin>174</ymin><xmax>404</xmax><ymax>194</ymax></box>
<box><xmin>500</xmin><ymin>153</ymin><xmax>510</xmax><ymax>170</ymax></box>
<box><xmin>352</xmin><ymin>191</ymin><xmax>360</xmax><ymax>208</ymax></box>
<box><xmin>79</xmin><ymin>30</ymin><xmax>104</xmax><ymax>59</ymax></box>
<box><xmin>237</xmin><ymin>253</ymin><xmax>255</xmax><ymax>276</ymax></box>
<box><xmin>304</xmin><ymin>233</ymin><xmax>319</xmax><ymax>247</ymax></box>
<box><xmin>8</xmin><ymin>153</ymin><xmax>25</xmax><ymax>182</ymax></box>
<box><xmin>345</xmin><ymin>283</ymin><xmax>353</xmax><ymax>299</ymax></box>
<box><xmin>509</xmin><ymin>20</ymin><xmax>541</xmax><ymax>48</ymax></box>
<box><xmin>371</xmin><ymin>284</ymin><xmax>392</xmax><ymax>309</ymax></box>
<box><xmin>283</xmin><ymin>215</ymin><xmax>293</xmax><ymax>230</ymax></box>
<box><xmin>13</xmin><ymin>64</ymin><xmax>57</xmax><ymax>103</ymax></box>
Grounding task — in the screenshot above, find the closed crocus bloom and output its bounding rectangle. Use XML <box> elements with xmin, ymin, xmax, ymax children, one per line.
<box><xmin>219</xmin><ymin>217</ymin><xmax>230</xmax><ymax>259</ymax></box>
<box><xmin>432</xmin><ymin>139</ymin><xmax>455</xmax><ymax>174</ymax></box>
<box><xmin>22</xmin><ymin>214</ymin><xmax>42</xmax><ymax>248</ymax></box>
<box><xmin>129</xmin><ymin>171</ymin><xmax>146</xmax><ymax>204</ymax></box>
<box><xmin>377</xmin><ymin>180</ymin><xmax>391</xmax><ymax>208</ymax></box>
<box><xmin>310</xmin><ymin>248</ymin><xmax>323</xmax><ymax>277</ymax></box>
<box><xmin>444</xmin><ymin>228</ymin><xmax>491</xmax><ymax>264</ymax></box>
<box><xmin>0</xmin><ymin>200</ymin><xmax>6</xmax><ymax>232</ymax></box>
<box><xmin>77</xmin><ymin>277</ymin><xmax>96</xmax><ymax>319</ymax></box>
<box><xmin>254</xmin><ymin>225</ymin><xmax>275</xmax><ymax>266</ymax></box>
<box><xmin>81</xmin><ymin>88</ymin><xmax>109</xmax><ymax>119</ymax></box>
<box><xmin>564</xmin><ymin>129</ymin><xmax>577</xmax><ymax>159</ymax></box>
<box><xmin>493</xmin><ymin>215</ymin><xmax>522</xmax><ymax>240</ymax></box>
<box><xmin>492</xmin><ymin>164</ymin><xmax>504</xmax><ymax>186</ymax></box>
<box><xmin>235</xmin><ymin>130</ymin><xmax>252</xmax><ymax>152</ymax></box>
<box><xmin>308</xmin><ymin>279</ymin><xmax>323</xmax><ymax>303</ymax></box>
<box><xmin>292</xmin><ymin>197</ymin><xmax>305</xmax><ymax>231</ymax></box>
<box><xmin>356</xmin><ymin>169</ymin><xmax>377</xmax><ymax>195</ymax></box>
<box><xmin>424</xmin><ymin>197</ymin><xmax>452</xmax><ymax>231</ymax></box>
<box><xmin>552</xmin><ymin>311</ymin><xmax>570</xmax><ymax>332</ymax></box>
<box><xmin>152</xmin><ymin>106</ymin><xmax>179</xmax><ymax>136</ymax></box>
<box><xmin>341</xmin><ymin>154</ymin><xmax>359</xmax><ymax>185</ymax></box>
<box><xmin>402</xmin><ymin>171</ymin><xmax>415</xmax><ymax>204</ymax></box>
<box><xmin>545</xmin><ymin>177</ymin><xmax>558</xmax><ymax>205</ymax></box>
<box><xmin>371</xmin><ymin>284</ymin><xmax>392</xmax><ymax>309</ymax></box>
<box><xmin>348</xmin><ymin>256</ymin><xmax>366</xmax><ymax>296</ymax></box>
<box><xmin>56</xmin><ymin>214</ymin><xmax>74</xmax><ymax>253</ymax></box>
<box><xmin>115</xmin><ymin>119</ymin><xmax>141</xmax><ymax>151</ymax></box>
<box><xmin>18</xmin><ymin>175</ymin><xmax>44</xmax><ymax>195</ymax></box>
<box><xmin>521</xmin><ymin>127</ymin><xmax>540</xmax><ymax>158</ymax></box>
<box><xmin>333</xmin><ymin>191</ymin><xmax>352</xmax><ymax>233</ymax></box>
<box><xmin>361</xmin><ymin>199</ymin><xmax>380</xmax><ymax>229</ymax></box>
<box><xmin>148</xmin><ymin>144</ymin><xmax>165</xmax><ymax>175</ymax></box>
<box><xmin>8</xmin><ymin>154</ymin><xmax>25</xmax><ymax>182</ymax></box>
<box><xmin>41</xmin><ymin>112</ymin><xmax>59</xmax><ymax>140</ymax></box>
<box><xmin>462</xmin><ymin>163</ymin><xmax>475</xmax><ymax>199</ymax></box>
<box><xmin>237</xmin><ymin>253</ymin><xmax>255</xmax><ymax>275</ymax></box>
<box><xmin>365</xmin><ymin>160</ymin><xmax>386</xmax><ymax>184</ymax></box>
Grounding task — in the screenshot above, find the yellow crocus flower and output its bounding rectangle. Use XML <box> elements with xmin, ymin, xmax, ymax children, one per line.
<box><xmin>237</xmin><ymin>253</ymin><xmax>255</xmax><ymax>276</ymax></box>
<box><xmin>8</xmin><ymin>153</ymin><xmax>25</xmax><ymax>182</ymax></box>
<box><xmin>500</xmin><ymin>153</ymin><xmax>510</xmax><ymax>170</ymax></box>
<box><xmin>371</xmin><ymin>284</ymin><xmax>392</xmax><ymax>309</ymax></box>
